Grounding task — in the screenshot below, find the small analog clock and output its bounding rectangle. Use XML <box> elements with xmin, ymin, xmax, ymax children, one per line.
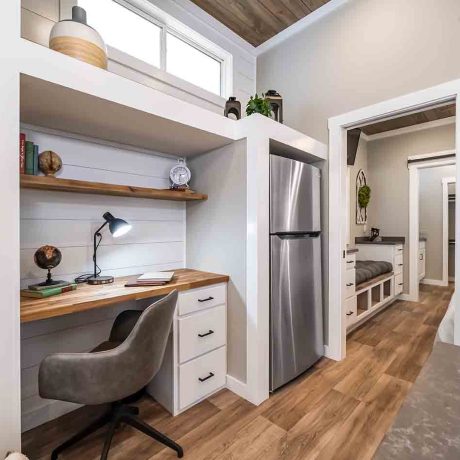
<box><xmin>170</xmin><ymin>160</ymin><xmax>191</xmax><ymax>189</ymax></box>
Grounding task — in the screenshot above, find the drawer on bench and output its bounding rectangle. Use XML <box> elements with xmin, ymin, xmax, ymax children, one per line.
<box><xmin>394</xmin><ymin>254</ymin><xmax>404</xmax><ymax>274</ymax></box>
<box><xmin>345</xmin><ymin>254</ymin><xmax>356</xmax><ymax>270</ymax></box>
<box><xmin>395</xmin><ymin>273</ymin><xmax>404</xmax><ymax>295</ymax></box>
<box><xmin>345</xmin><ymin>269</ymin><xmax>355</xmax><ymax>298</ymax></box>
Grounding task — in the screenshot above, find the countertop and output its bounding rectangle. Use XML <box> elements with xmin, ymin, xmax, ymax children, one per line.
<box><xmin>20</xmin><ymin>269</ymin><xmax>229</xmax><ymax>323</ymax></box>
<box><xmin>346</xmin><ymin>248</ymin><xmax>359</xmax><ymax>254</ymax></box>
<box><xmin>375</xmin><ymin>342</ymin><xmax>460</xmax><ymax>459</ymax></box>
<box><xmin>356</xmin><ymin>236</ymin><xmax>405</xmax><ymax>245</ymax></box>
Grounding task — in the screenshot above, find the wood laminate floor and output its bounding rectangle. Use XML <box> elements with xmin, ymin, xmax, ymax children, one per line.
<box><xmin>23</xmin><ymin>284</ymin><xmax>454</xmax><ymax>460</ymax></box>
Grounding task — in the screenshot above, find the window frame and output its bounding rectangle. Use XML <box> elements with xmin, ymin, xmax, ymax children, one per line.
<box><xmin>60</xmin><ymin>0</ymin><xmax>232</xmax><ymax>105</ymax></box>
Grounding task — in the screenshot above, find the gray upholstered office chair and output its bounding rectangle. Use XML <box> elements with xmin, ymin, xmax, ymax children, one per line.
<box><xmin>39</xmin><ymin>290</ymin><xmax>183</xmax><ymax>460</ymax></box>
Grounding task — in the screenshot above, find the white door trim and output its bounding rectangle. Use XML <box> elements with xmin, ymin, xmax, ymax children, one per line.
<box><xmin>442</xmin><ymin>176</ymin><xmax>456</xmax><ymax>286</ymax></box>
<box><xmin>408</xmin><ymin>155</ymin><xmax>456</xmax><ymax>301</ymax></box>
<box><xmin>328</xmin><ymin>78</ymin><xmax>460</xmax><ymax>361</ymax></box>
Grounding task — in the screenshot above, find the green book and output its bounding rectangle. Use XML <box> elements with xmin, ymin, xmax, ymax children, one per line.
<box><xmin>33</xmin><ymin>144</ymin><xmax>39</xmax><ymax>175</ymax></box>
<box><xmin>21</xmin><ymin>283</ymin><xmax>77</xmax><ymax>298</ymax></box>
<box><xmin>25</xmin><ymin>141</ymin><xmax>34</xmax><ymax>175</ymax></box>
<box><xmin>28</xmin><ymin>280</ymin><xmax>71</xmax><ymax>291</ymax></box>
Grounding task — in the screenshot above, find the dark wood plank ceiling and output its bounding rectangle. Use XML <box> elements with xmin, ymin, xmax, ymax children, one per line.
<box><xmin>191</xmin><ymin>0</ymin><xmax>331</xmax><ymax>46</ymax></box>
<box><xmin>361</xmin><ymin>104</ymin><xmax>456</xmax><ymax>136</ymax></box>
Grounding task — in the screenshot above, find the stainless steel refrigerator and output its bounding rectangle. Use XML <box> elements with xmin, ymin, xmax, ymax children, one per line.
<box><xmin>270</xmin><ymin>154</ymin><xmax>324</xmax><ymax>391</ymax></box>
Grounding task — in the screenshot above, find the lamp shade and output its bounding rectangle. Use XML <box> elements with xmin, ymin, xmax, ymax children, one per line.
<box><xmin>103</xmin><ymin>212</ymin><xmax>132</xmax><ymax>238</ymax></box>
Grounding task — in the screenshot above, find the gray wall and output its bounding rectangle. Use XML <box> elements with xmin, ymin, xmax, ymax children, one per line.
<box><xmin>420</xmin><ymin>165</ymin><xmax>456</xmax><ymax>281</ymax></box>
<box><xmin>257</xmin><ymin>0</ymin><xmax>460</xmax><ymax>143</ymax></box>
<box><xmin>349</xmin><ymin>137</ymin><xmax>368</xmax><ymax>242</ymax></box>
<box><xmin>367</xmin><ymin>124</ymin><xmax>455</xmax><ymax>291</ymax></box>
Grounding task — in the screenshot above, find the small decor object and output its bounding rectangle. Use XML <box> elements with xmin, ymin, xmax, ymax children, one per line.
<box><xmin>369</xmin><ymin>228</ymin><xmax>380</xmax><ymax>242</ymax></box>
<box><xmin>170</xmin><ymin>159</ymin><xmax>191</xmax><ymax>190</ymax></box>
<box><xmin>224</xmin><ymin>97</ymin><xmax>242</xmax><ymax>120</ymax></box>
<box><xmin>38</xmin><ymin>150</ymin><xmax>62</xmax><ymax>176</ymax></box>
<box><xmin>246</xmin><ymin>93</ymin><xmax>273</xmax><ymax>118</ymax></box>
<box><xmin>49</xmin><ymin>6</ymin><xmax>108</xmax><ymax>69</ymax></box>
<box><xmin>25</xmin><ymin>141</ymin><xmax>35</xmax><ymax>175</ymax></box>
<box><xmin>33</xmin><ymin>245</ymin><xmax>64</xmax><ymax>286</ymax></box>
<box><xmin>79</xmin><ymin>212</ymin><xmax>132</xmax><ymax>285</ymax></box>
<box><xmin>356</xmin><ymin>169</ymin><xmax>370</xmax><ymax>224</ymax></box>
<box><xmin>265</xmin><ymin>90</ymin><xmax>283</xmax><ymax>123</ymax></box>
<box><xmin>5</xmin><ymin>453</ymin><xmax>29</xmax><ymax>460</ymax></box>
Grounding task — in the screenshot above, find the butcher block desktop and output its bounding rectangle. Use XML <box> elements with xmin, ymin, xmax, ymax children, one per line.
<box><xmin>20</xmin><ymin>269</ymin><xmax>229</xmax><ymax>322</ymax></box>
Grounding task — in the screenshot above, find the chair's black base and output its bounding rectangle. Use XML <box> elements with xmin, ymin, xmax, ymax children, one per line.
<box><xmin>51</xmin><ymin>403</ymin><xmax>184</xmax><ymax>460</ymax></box>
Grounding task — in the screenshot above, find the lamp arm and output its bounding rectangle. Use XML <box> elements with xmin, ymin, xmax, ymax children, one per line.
<box><xmin>93</xmin><ymin>221</ymin><xmax>108</xmax><ymax>278</ymax></box>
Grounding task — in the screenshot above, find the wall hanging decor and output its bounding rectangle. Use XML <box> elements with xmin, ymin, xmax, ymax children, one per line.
<box><xmin>356</xmin><ymin>169</ymin><xmax>371</xmax><ymax>224</ymax></box>
<box><xmin>49</xmin><ymin>6</ymin><xmax>108</xmax><ymax>69</ymax></box>
<box><xmin>38</xmin><ymin>150</ymin><xmax>62</xmax><ymax>176</ymax></box>
<box><xmin>224</xmin><ymin>97</ymin><xmax>242</xmax><ymax>120</ymax></box>
<box><xmin>246</xmin><ymin>93</ymin><xmax>273</xmax><ymax>118</ymax></box>
<box><xmin>265</xmin><ymin>90</ymin><xmax>283</xmax><ymax>123</ymax></box>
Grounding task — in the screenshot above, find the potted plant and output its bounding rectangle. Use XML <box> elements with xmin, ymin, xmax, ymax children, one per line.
<box><xmin>246</xmin><ymin>93</ymin><xmax>273</xmax><ymax>117</ymax></box>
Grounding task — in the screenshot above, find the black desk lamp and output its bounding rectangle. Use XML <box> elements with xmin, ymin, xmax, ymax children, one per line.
<box><xmin>87</xmin><ymin>212</ymin><xmax>132</xmax><ymax>285</ymax></box>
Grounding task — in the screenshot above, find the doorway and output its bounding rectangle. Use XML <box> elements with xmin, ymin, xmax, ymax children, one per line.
<box><xmin>328</xmin><ymin>80</ymin><xmax>460</xmax><ymax>361</ymax></box>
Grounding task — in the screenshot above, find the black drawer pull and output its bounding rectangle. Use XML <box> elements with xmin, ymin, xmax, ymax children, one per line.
<box><xmin>346</xmin><ymin>311</ymin><xmax>354</xmax><ymax>316</ymax></box>
<box><xmin>346</xmin><ymin>283</ymin><xmax>354</xmax><ymax>287</ymax></box>
<box><xmin>198</xmin><ymin>372</ymin><xmax>215</xmax><ymax>382</ymax></box>
<box><xmin>198</xmin><ymin>329</ymin><xmax>214</xmax><ymax>338</ymax></box>
<box><xmin>398</xmin><ymin>263</ymin><xmax>403</xmax><ymax>266</ymax></box>
<box><xmin>398</xmin><ymin>283</ymin><xmax>403</xmax><ymax>286</ymax></box>
<box><xmin>198</xmin><ymin>296</ymin><xmax>214</xmax><ymax>303</ymax></box>
<box><xmin>346</xmin><ymin>261</ymin><xmax>354</xmax><ymax>264</ymax></box>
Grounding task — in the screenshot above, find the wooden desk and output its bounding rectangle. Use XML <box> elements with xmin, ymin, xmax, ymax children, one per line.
<box><xmin>20</xmin><ymin>269</ymin><xmax>229</xmax><ymax>323</ymax></box>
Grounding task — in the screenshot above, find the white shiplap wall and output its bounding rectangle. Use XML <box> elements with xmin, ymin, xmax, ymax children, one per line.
<box><xmin>20</xmin><ymin>127</ymin><xmax>185</xmax><ymax>431</ymax></box>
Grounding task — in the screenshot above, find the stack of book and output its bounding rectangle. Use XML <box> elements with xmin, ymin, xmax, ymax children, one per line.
<box><xmin>127</xmin><ymin>272</ymin><xmax>175</xmax><ymax>287</ymax></box>
<box><xmin>21</xmin><ymin>281</ymin><xmax>77</xmax><ymax>299</ymax></box>
<box><xmin>19</xmin><ymin>133</ymin><xmax>40</xmax><ymax>175</ymax></box>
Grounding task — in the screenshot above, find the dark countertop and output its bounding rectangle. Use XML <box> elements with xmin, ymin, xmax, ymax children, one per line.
<box><xmin>355</xmin><ymin>236</ymin><xmax>405</xmax><ymax>245</ymax></box>
<box><xmin>375</xmin><ymin>342</ymin><xmax>460</xmax><ymax>460</ymax></box>
<box><xmin>346</xmin><ymin>248</ymin><xmax>359</xmax><ymax>254</ymax></box>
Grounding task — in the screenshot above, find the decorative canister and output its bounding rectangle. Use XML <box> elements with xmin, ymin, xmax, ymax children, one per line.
<box><xmin>49</xmin><ymin>6</ymin><xmax>108</xmax><ymax>69</ymax></box>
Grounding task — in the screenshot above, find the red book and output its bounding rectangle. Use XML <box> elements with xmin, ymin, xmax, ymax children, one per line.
<box><xmin>19</xmin><ymin>133</ymin><xmax>26</xmax><ymax>174</ymax></box>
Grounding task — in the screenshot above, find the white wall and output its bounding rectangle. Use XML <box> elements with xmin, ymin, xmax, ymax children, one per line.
<box><xmin>257</xmin><ymin>0</ymin><xmax>460</xmax><ymax>143</ymax></box>
<box><xmin>420</xmin><ymin>165</ymin><xmax>456</xmax><ymax>281</ymax></box>
<box><xmin>366</xmin><ymin>123</ymin><xmax>455</xmax><ymax>292</ymax></box>
<box><xmin>20</xmin><ymin>0</ymin><xmax>256</xmax><ymax>114</ymax></box>
<box><xmin>20</xmin><ymin>127</ymin><xmax>185</xmax><ymax>431</ymax></box>
<box><xmin>186</xmin><ymin>140</ymin><xmax>247</xmax><ymax>383</ymax></box>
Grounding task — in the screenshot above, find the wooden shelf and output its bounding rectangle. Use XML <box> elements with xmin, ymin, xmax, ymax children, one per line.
<box><xmin>20</xmin><ymin>175</ymin><xmax>208</xmax><ymax>202</ymax></box>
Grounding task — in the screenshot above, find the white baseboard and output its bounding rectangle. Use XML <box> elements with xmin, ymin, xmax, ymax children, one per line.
<box><xmin>421</xmin><ymin>278</ymin><xmax>445</xmax><ymax>286</ymax></box>
<box><xmin>226</xmin><ymin>375</ymin><xmax>250</xmax><ymax>401</ymax></box>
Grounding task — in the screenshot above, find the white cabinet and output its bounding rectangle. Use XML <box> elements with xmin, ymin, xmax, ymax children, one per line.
<box><xmin>148</xmin><ymin>282</ymin><xmax>227</xmax><ymax>415</ymax></box>
<box><xmin>418</xmin><ymin>240</ymin><xmax>426</xmax><ymax>281</ymax></box>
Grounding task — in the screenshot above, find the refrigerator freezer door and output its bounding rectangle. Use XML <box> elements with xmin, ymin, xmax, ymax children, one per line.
<box><xmin>270</xmin><ymin>155</ymin><xmax>321</xmax><ymax>233</ymax></box>
<box><xmin>270</xmin><ymin>234</ymin><xmax>324</xmax><ymax>391</ymax></box>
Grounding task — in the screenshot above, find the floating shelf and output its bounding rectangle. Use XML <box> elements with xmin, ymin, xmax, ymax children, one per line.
<box><xmin>20</xmin><ymin>175</ymin><xmax>208</xmax><ymax>202</ymax></box>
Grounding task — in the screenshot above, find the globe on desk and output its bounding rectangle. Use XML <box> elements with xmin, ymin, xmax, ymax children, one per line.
<box><xmin>34</xmin><ymin>245</ymin><xmax>63</xmax><ymax>286</ymax></box>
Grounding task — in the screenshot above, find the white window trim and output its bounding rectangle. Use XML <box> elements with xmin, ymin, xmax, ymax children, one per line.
<box><xmin>60</xmin><ymin>0</ymin><xmax>233</xmax><ymax>106</ymax></box>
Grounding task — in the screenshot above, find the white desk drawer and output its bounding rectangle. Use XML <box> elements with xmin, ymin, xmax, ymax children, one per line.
<box><xmin>345</xmin><ymin>296</ymin><xmax>357</xmax><ymax>327</ymax></box>
<box><xmin>179</xmin><ymin>346</ymin><xmax>226</xmax><ymax>410</ymax></box>
<box><xmin>346</xmin><ymin>254</ymin><xmax>356</xmax><ymax>270</ymax></box>
<box><xmin>395</xmin><ymin>273</ymin><xmax>404</xmax><ymax>295</ymax></box>
<box><xmin>178</xmin><ymin>305</ymin><xmax>226</xmax><ymax>363</ymax></box>
<box><xmin>395</xmin><ymin>245</ymin><xmax>404</xmax><ymax>255</ymax></box>
<box><xmin>345</xmin><ymin>269</ymin><xmax>355</xmax><ymax>298</ymax></box>
<box><xmin>394</xmin><ymin>254</ymin><xmax>404</xmax><ymax>274</ymax></box>
<box><xmin>178</xmin><ymin>284</ymin><xmax>226</xmax><ymax>316</ymax></box>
